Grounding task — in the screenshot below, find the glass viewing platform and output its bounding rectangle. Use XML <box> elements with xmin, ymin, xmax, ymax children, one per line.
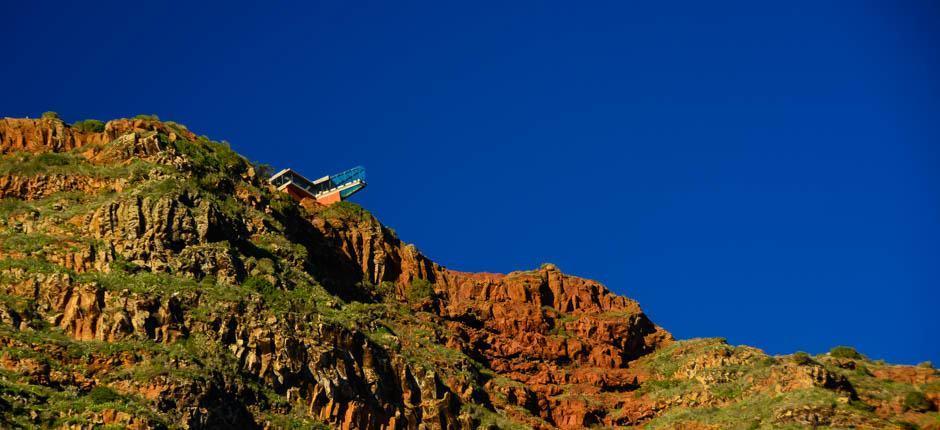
<box><xmin>269</xmin><ymin>166</ymin><xmax>366</xmax><ymax>204</ymax></box>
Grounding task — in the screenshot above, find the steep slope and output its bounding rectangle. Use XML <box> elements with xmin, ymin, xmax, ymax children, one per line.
<box><xmin>0</xmin><ymin>115</ymin><xmax>936</xmax><ymax>429</ymax></box>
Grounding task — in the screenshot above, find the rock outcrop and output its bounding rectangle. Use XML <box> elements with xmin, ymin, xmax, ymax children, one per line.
<box><xmin>0</xmin><ymin>116</ymin><xmax>935</xmax><ymax>430</ymax></box>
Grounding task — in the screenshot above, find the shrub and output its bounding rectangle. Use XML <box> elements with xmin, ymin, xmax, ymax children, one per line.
<box><xmin>254</xmin><ymin>257</ymin><xmax>276</xmax><ymax>275</ymax></box>
<box><xmin>88</xmin><ymin>386</ymin><xmax>122</xmax><ymax>403</ymax></box>
<box><xmin>109</xmin><ymin>258</ymin><xmax>141</xmax><ymax>274</ymax></box>
<box><xmin>41</xmin><ymin>111</ymin><xmax>60</xmax><ymax>120</ymax></box>
<box><xmin>792</xmin><ymin>351</ymin><xmax>814</xmax><ymax>365</ymax></box>
<box><xmin>269</xmin><ymin>192</ymin><xmax>299</xmax><ymax>217</ymax></box>
<box><xmin>855</xmin><ymin>364</ymin><xmax>874</xmax><ymax>377</ymax></box>
<box><xmin>902</xmin><ymin>391</ymin><xmax>932</xmax><ymax>412</ymax></box>
<box><xmin>917</xmin><ymin>361</ymin><xmax>933</xmax><ymax>369</ymax></box>
<box><xmin>133</xmin><ymin>114</ymin><xmax>160</xmax><ymax>121</ymax></box>
<box><xmin>375</xmin><ymin>281</ymin><xmax>397</xmax><ymax>299</ymax></box>
<box><xmin>244</xmin><ymin>276</ymin><xmax>277</xmax><ymax>298</ymax></box>
<box><xmin>72</xmin><ymin>119</ymin><xmax>105</xmax><ymax>132</ymax></box>
<box><xmin>319</xmin><ymin>201</ymin><xmax>372</xmax><ymax>222</ymax></box>
<box><xmin>253</xmin><ymin>162</ymin><xmax>275</xmax><ymax>179</ymax></box>
<box><xmin>408</xmin><ymin>278</ymin><xmax>434</xmax><ymax>303</ymax></box>
<box><xmin>461</xmin><ymin>403</ymin><xmax>529</xmax><ymax>430</ymax></box>
<box><xmin>830</xmin><ymin>346</ymin><xmax>863</xmax><ymax>360</ymax></box>
<box><xmin>170</xmin><ymin>136</ymin><xmax>247</xmax><ymax>177</ymax></box>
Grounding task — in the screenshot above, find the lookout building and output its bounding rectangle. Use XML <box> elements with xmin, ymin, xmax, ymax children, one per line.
<box><xmin>269</xmin><ymin>166</ymin><xmax>366</xmax><ymax>205</ymax></box>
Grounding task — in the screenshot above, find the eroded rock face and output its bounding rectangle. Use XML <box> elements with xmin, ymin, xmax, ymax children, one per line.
<box><xmin>0</xmin><ymin>117</ymin><xmax>111</xmax><ymax>154</ymax></box>
<box><xmin>301</xmin><ymin>209</ymin><xmax>671</xmax><ymax>428</ymax></box>
<box><xmin>0</xmin><ymin>174</ymin><xmax>119</xmax><ymax>200</ymax></box>
<box><xmin>88</xmin><ymin>196</ymin><xmax>200</xmax><ymax>263</ymax></box>
<box><xmin>0</xmin><ymin>117</ymin><xmax>196</xmax><ymax>155</ymax></box>
<box><xmin>1</xmin><ymin>117</ymin><xmax>935</xmax><ymax>430</ymax></box>
<box><xmin>0</xmin><ymin>266</ymin><xmax>463</xmax><ymax>429</ymax></box>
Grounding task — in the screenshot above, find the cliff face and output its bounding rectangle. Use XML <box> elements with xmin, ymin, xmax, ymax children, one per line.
<box><xmin>0</xmin><ymin>116</ymin><xmax>936</xmax><ymax>430</ymax></box>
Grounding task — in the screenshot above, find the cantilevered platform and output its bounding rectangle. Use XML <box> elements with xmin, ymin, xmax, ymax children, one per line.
<box><xmin>269</xmin><ymin>166</ymin><xmax>366</xmax><ymax>205</ymax></box>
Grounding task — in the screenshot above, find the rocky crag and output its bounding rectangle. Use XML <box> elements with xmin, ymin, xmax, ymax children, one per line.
<box><xmin>0</xmin><ymin>114</ymin><xmax>937</xmax><ymax>429</ymax></box>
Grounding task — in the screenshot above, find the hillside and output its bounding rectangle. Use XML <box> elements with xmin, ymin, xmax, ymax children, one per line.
<box><xmin>0</xmin><ymin>114</ymin><xmax>936</xmax><ymax>429</ymax></box>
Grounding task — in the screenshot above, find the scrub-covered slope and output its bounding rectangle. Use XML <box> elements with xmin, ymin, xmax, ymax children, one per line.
<box><xmin>0</xmin><ymin>114</ymin><xmax>936</xmax><ymax>429</ymax></box>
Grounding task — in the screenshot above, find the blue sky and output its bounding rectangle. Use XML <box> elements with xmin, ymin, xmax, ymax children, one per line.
<box><xmin>4</xmin><ymin>1</ymin><xmax>938</xmax><ymax>364</ymax></box>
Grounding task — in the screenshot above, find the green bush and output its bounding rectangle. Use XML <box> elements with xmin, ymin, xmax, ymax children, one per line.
<box><xmin>244</xmin><ymin>276</ymin><xmax>277</xmax><ymax>298</ymax></box>
<box><xmin>170</xmin><ymin>136</ymin><xmax>247</xmax><ymax>178</ymax></box>
<box><xmin>830</xmin><ymin>346</ymin><xmax>863</xmax><ymax>360</ymax></box>
<box><xmin>375</xmin><ymin>281</ymin><xmax>397</xmax><ymax>299</ymax></box>
<box><xmin>72</xmin><ymin>119</ymin><xmax>105</xmax><ymax>132</ymax></box>
<box><xmin>133</xmin><ymin>114</ymin><xmax>160</xmax><ymax>121</ymax></box>
<box><xmin>88</xmin><ymin>386</ymin><xmax>121</xmax><ymax>403</ymax></box>
<box><xmin>318</xmin><ymin>201</ymin><xmax>372</xmax><ymax>222</ymax></box>
<box><xmin>253</xmin><ymin>162</ymin><xmax>275</xmax><ymax>179</ymax></box>
<box><xmin>408</xmin><ymin>278</ymin><xmax>434</xmax><ymax>303</ymax></box>
<box><xmin>41</xmin><ymin>111</ymin><xmax>60</xmax><ymax>120</ymax></box>
<box><xmin>902</xmin><ymin>391</ymin><xmax>931</xmax><ymax>412</ymax></box>
<box><xmin>917</xmin><ymin>361</ymin><xmax>933</xmax><ymax>369</ymax></box>
<box><xmin>792</xmin><ymin>351</ymin><xmax>814</xmax><ymax>365</ymax></box>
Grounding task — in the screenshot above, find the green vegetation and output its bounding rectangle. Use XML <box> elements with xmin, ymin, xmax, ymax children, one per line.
<box><xmin>548</xmin><ymin>311</ymin><xmax>578</xmax><ymax>338</ymax></box>
<box><xmin>253</xmin><ymin>161</ymin><xmax>275</xmax><ymax>178</ymax></box>
<box><xmin>643</xmin><ymin>387</ymin><xmax>869</xmax><ymax>429</ymax></box>
<box><xmin>71</xmin><ymin>119</ymin><xmax>105</xmax><ymax>132</ymax></box>
<box><xmin>88</xmin><ymin>386</ymin><xmax>122</xmax><ymax>403</ymax></box>
<box><xmin>0</xmin><ymin>115</ymin><xmax>933</xmax><ymax>429</ymax></box>
<box><xmin>0</xmin><ymin>330</ymin><xmax>169</xmax><ymax>427</ymax></box>
<box><xmin>0</xmin><ymin>198</ymin><xmax>32</xmax><ymax>218</ymax></box>
<box><xmin>41</xmin><ymin>111</ymin><xmax>60</xmax><ymax>120</ymax></box>
<box><xmin>244</xmin><ymin>275</ymin><xmax>277</xmax><ymax>298</ymax></box>
<box><xmin>0</xmin><ymin>152</ymin><xmax>81</xmax><ymax>176</ymax></box>
<box><xmin>461</xmin><ymin>403</ymin><xmax>531</xmax><ymax>430</ymax></box>
<box><xmin>170</xmin><ymin>136</ymin><xmax>244</xmax><ymax>173</ymax></box>
<box><xmin>0</xmin><ymin>150</ymin><xmax>165</xmax><ymax>181</ymax></box>
<box><xmin>791</xmin><ymin>351</ymin><xmax>814</xmax><ymax>365</ymax></box>
<box><xmin>133</xmin><ymin>114</ymin><xmax>160</xmax><ymax>121</ymax></box>
<box><xmin>829</xmin><ymin>345</ymin><xmax>863</xmax><ymax>360</ymax></box>
<box><xmin>0</xmin><ymin>231</ymin><xmax>58</xmax><ymax>253</ymax></box>
<box><xmin>261</xmin><ymin>412</ymin><xmax>331</xmax><ymax>430</ymax></box>
<box><xmin>407</xmin><ymin>278</ymin><xmax>435</xmax><ymax>302</ymax></box>
<box><xmin>318</xmin><ymin>201</ymin><xmax>373</xmax><ymax>222</ymax></box>
<box><xmin>902</xmin><ymin>391</ymin><xmax>931</xmax><ymax>412</ymax></box>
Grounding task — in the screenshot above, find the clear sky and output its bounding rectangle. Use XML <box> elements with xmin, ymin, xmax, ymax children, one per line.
<box><xmin>4</xmin><ymin>1</ymin><xmax>938</xmax><ymax>364</ymax></box>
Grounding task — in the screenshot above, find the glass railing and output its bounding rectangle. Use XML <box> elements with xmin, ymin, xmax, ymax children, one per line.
<box><xmin>270</xmin><ymin>166</ymin><xmax>366</xmax><ymax>199</ymax></box>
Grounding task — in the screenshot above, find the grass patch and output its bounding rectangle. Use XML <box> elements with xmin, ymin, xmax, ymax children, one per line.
<box><xmin>0</xmin><ymin>198</ymin><xmax>34</xmax><ymax>218</ymax></box>
<box><xmin>88</xmin><ymin>386</ymin><xmax>122</xmax><ymax>403</ymax></box>
<box><xmin>317</xmin><ymin>201</ymin><xmax>373</xmax><ymax>223</ymax></box>
<box><xmin>461</xmin><ymin>403</ymin><xmax>531</xmax><ymax>430</ymax></box>
<box><xmin>643</xmin><ymin>388</ymin><xmax>863</xmax><ymax>429</ymax></box>
<box><xmin>903</xmin><ymin>391</ymin><xmax>932</xmax><ymax>412</ymax></box>
<box><xmin>0</xmin><ymin>232</ymin><xmax>59</xmax><ymax>253</ymax></box>
<box><xmin>71</xmin><ymin>119</ymin><xmax>105</xmax><ymax>133</ymax></box>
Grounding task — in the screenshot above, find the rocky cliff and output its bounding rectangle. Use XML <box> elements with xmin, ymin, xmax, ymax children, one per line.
<box><xmin>0</xmin><ymin>115</ymin><xmax>936</xmax><ymax>429</ymax></box>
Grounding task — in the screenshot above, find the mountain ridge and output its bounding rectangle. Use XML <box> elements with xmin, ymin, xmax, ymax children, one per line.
<box><xmin>0</xmin><ymin>114</ymin><xmax>936</xmax><ymax>429</ymax></box>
